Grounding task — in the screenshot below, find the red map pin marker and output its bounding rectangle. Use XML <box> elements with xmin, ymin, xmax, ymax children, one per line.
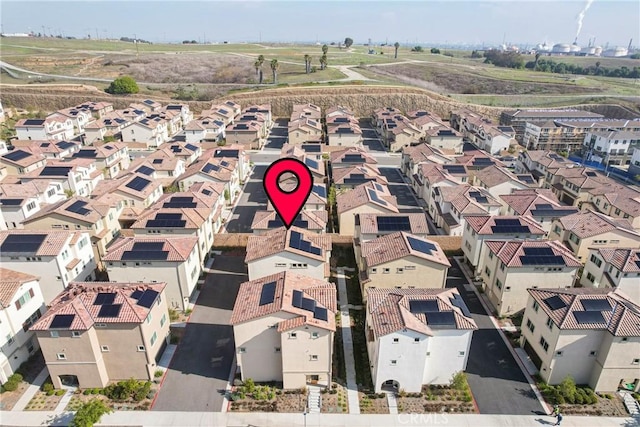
<box><xmin>263</xmin><ymin>158</ymin><xmax>313</xmax><ymax>229</ymax></box>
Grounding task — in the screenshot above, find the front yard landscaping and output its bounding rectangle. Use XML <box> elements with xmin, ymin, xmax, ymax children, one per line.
<box><xmin>229</xmin><ymin>378</ymin><xmax>307</xmax><ymax>412</ymax></box>
<box><xmin>321</xmin><ymin>382</ymin><xmax>349</xmax><ymax>413</ymax></box>
<box><xmin>65</xmin><ymin>378</ymin><xmax>157</xmax><ymax>412</ymax></box>
<box><xmin>358</xmin><ymin>391</ymin><xmax>389</xmax><ymax>414</ymax></box>
<box><xmin>397</xmin><ymin>373</ymin><xmax>477</xmax><ymax>414</ymax></box>
<box><xmin>0</xmin><ymin>352</ymin><xmax>45</xmax><ymax>411</ymax></box>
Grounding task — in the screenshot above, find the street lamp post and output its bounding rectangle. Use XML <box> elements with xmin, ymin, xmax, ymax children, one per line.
<box><xmin>303</xmin><ymin>408</ymin><xmax>307</xmax><ymax>427</ymax></box>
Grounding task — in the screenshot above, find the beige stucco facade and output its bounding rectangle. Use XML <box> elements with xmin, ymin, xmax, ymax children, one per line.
<box><xmin>548</xmin><ymin>226</ymin><xmax>640</xmax><ymax>262</ymax></box>
<box><xmin>339</xmin><ymin>204</ymin><xmax>395</xmax><ymax>236</ymax></box>
<box><xmin>359</xmin><ymin>256</ymin><xmax>448</xmax><ymax>298</ymax></box>
<box><xmin>247</xmin><ymin>251</ymin><xmax>329</xmax><ymax>282</ymax></box>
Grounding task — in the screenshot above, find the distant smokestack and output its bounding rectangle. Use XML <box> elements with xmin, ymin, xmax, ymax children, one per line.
<box><xmin>629</xmin><ymin>38</ymin><xmax>633</xmax><ymax>51</ymax></box>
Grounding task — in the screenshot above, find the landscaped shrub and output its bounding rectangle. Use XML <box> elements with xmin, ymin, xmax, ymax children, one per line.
<box><xmin>83</xmin><ymin>389</ymin><xmax>91</xmax><ymax>395</ymax></box>
<box><xmin>55</xmin><ymin>389</ymin><xmax>66</xmax><ymax>396</ymax></box>
<box><xmin>8</xmin><ymin>373</ymin><xmax>23</xmax><ymax>383</ymax></box>
<box><xmin>103</xmin><ymin>378</ymin><xmax>151</xmax><ymax>402</ymax></box>
<box><xmin>46</xmin><ymin>390</ymin><xmax>55</xmax><ymax>396</ymax></box>
<box><xmin>42</xmin><ymin>383</ymin><xmax>54</xmax><ymax>393</ymax></box>
<box><xmin>154</xmin><ymin>369</ymin><xmax>163</xmax><ymax>378</ymax></box>
<box><xmin>3</xmin><ymin>381</ymin><xmax>19</xmax><ymax>392</ymax></box>
<box><xmin>70</xmin><ymin>398</ymin><xmax>112</xmax><ymax>427</ymax></box>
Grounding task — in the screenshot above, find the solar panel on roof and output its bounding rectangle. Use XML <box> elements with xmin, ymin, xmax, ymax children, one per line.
<box><xmin>367</xmin><ymin>188</ymin><xmax>387</xmax><ymax>206</ymax></box>
<box><xmin>73</xmin><ymin>150</ymin><xmax>98</xmax><ymax>158</ymax></box>
<box><xmin>214</xmin><ymin>149</ymin><xmax>239</xmax><ymax>158</ymax></box>
<box><xmin>146</xmin><ymin>219</ymin><xmax>187</xmax><ymax>228</ymax></box>
<box><xmin>57</xmin><ymin>141</ymin><xmax>76</xmax><ymax>149</ymax></box>
<box><xmin>50</xmin><ymin>314</ymin><xmax>75</xmax><ymax>329</ymax></box>
<box><xmin>313</xmin><ymin>185</ymin><xmax>327</xmax><ymax>198</ymax></box>
<box><xmin>259</xmin><ymin>281</ymin><xmax>277</xmax><ymax>306</ymax></box>
<box><xmin>137</xmin><ymin>289</ymin><xmax>159</xmax><ymax>308</ymax></box>
<box><xmin>171</xmin><ymin>145</ymin><xmax>182</xmax><ymax>153</ymax></box>
<box><xmin>40</xmin><ymin>166</ymin><xmax>72</xmax><ymax>177</ymax></box>
<box><xmin>202</xmin><ymin>163</ymin><xmax>220</xmax><ymax>173</ymax></box>
<box><xmin>93</xmin><ymin>292</ymin><xmax>116</xmax><ymax>306</ymax></box>
<box><xmin>162</xmin><ymin>196</ymin><xmax>196</xmax><ymax>209</ymax></box>
<box><xmin>425</xmin><ymin>311</ymin><xmax>456</xmax><ymax>327</ymax></box>
<box><xmin>574</xmin><ymin>310</ymin><xmax>605</xmax><ymax>324</ymax></box>
<box><xmin>98</xmin><ymin>304</ymin><xmax>122</xmax><ymax>318</ymax></box>
<box><xmin>202</xmin><ymin>189</ymin><xmax>212</xmax><ymax>196</ymax></box>
<box><xmin>301</xmin><ymin>297</ymin><xmax>316</xmax><ymax>312</ymax></box>
<box><xmin>267</xmin><ymin>218</ymin><xmax>308</xmax><ymax>229</ymax></box>
<box><xmin>121</xmin><ymin>250</ymin><xmax>169</xmax><ymax>261</ymax></box>
<box><xmin>543</xmin><ymin>295</ymin><xmax>566</xmax><ymax>310</ymax></box>
<box><xmin>449</xmin><ymin>293</ymin><xmax>471</xmax><ymax>317</ymax></box>
<box><xmin>494</xmin><ymin>218</ymin><xmax>521</xmax><ymax>226</ymax></box>
<box><xmin>377</xmin><ymin>216</ymin><xmax>411</xmax><ymax>232</ymax></box>
<box><xmin>305</xmin><ymin>158</ymin><xmax>319</xmax><ymax>169</ymax></box>
<box><xmin>2</xmin><ymin>150</ymin><xmax>31</xmax><ymax>162</ymax></box>
<box><xmin>136</xmin><ymin>166</ymin><xmax>154</xmax><ymax>176</ymax></box>
<box><xmin>292</xmin><ymin>290</ymin><xmax>303</xmax><ymax>308</ymax></box>
<box><xmin>342</xmin><ymin>154</ymin><xmax>365</xmax><ymax>163</ymax></box>
<box><xmin>0</xmin><ymin>234</ymin><xmax>46</xmax><ymax>253</ymax></box>
<box><xmin>523</xmin><ymin>247</ymin><xmax>554</xmax><ymax>256</ymax></box>
<box><xmin>585</xmin><ymin>171</ymin><xmax>597</xmax><ymax>177</ymax></box>
<box><xmin>407</xmin><ymin>236</ymin><xmax>436</xmax><ymax>254</ymax></box>
<box><xmin>535</xmin><ymin>204</ymin><xmax>553</xmax><ymax>210</ymax></box>
<box><xmin>40</xmin><ymin>142</ymin><xmax>50</xmax><ymax>148</ymax></box>
<box><xmin>409</xmin><ymin>300</ymin><xmax>439</xmax><ymax>313</ymax></box>
<box><xmin>130</xmin><ymin>290</ymin><xmax>144</xmax><ymax>300</ymax></box>
<box><xmin>66</xmin><ymin>200</ymin><xmax>91</xmax><ymax>216</ymax></box>
<box><xmin>153</xmin><ymin>159</ymin><xmax>163</xmax><ymax>164</ymax></box>
<box><xmin>23</xmin><ymin>119</ymin><xmax>45</xmax><ymax>126</ymax></box>
<box><xmin>185</xmin><ymin>144</ymin><xmax>200</xmax><ymax>152</ymax></box>
<box><xmin>0</xmin><ymin>199</ymin><xmax>23</xmax><ymax>206</ymax></box>
<box><xmin>581</xmin><ymin>299</ymin><xmax>612</xmax><ymax>312</ymax></box>
<box><xmin>443</xmin><ymin>165</ymin><xmax>466</xmax><ymax>174</ymax></box>
<box><xmin>155</xmin><ymin>213</ymin><xmax>183</xmax><ymax>220</ymax></box>
<box><xmin>289</xmin><ymin>231</ymin><xmax>322</xmax><ymax>256</ymax></box>
<box><xmin>492</xmin><ymin>225</ymin><xmax>531</xmax><ymax>234</ymax></box>
<box><xmin>132</xmin><ymin>242</ymin><xmax>165</xmax><ymax>251</ymax></box>
<box><xmin>519</xmin><ymin>255</ymin><xmax>565</xmax><ymax>265</ymax></box>
<box><xmin>314</xmin><ymin>307</ymin><xmax>328</xmax><ymax>321</ymax></box>
<box><xmin>126</xmin><ymin>176</ymin><xmax>151</xmax><ymax>191</ymax></box>
<box><xmin>302</xmin><ymin>144</ymin><xmax>321</xmax><ymax>153</ymax></box>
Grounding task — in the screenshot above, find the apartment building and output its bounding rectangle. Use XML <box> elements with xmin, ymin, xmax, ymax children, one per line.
<box><xmin>430</xmin><ymin>185</ymin><xmax>502</xmax><ymax>236</ymax></box>
<box><xmin>0</xmin><ymin>230</ymin><xmax>96</xmax><ymax>304</ymax></box>
<box><xmin>184</xmin><ymin>117</ymin><xmax>225</xmax><ymax>144</ymax></box>
<box><xmin>356</xmin><ymin>232</ymin><xmax>450</xmax><ymax>298</ymax></box>
<box><xmin>30</xmin><ymin>282</ymin><xmax>169</xmax><ymax>389</ymax></box>
<box><xmin>520</xmin><ymin>288</ymin><xmax>640</xmax><ymax>392</ymax></box>
<box><xmin>499</xmin><ymin>109</ymin><xmax>605</xmax><ymax>144</ymax></box>
<box><xmin>424</xmin><ymin>127</ymin><xmax>464</xmax><ymax>154</ymax></box>
<box><xmin>71</xmin><ymin>143</ymin><xmax>130</xmax><ymax>179</ymax></box>
<box><xmin>22</xmin><ymin>158</ymin><xmax>104</xmax><ymax>198</ymax></box>
<box><xmin>472</xmin><ymin>165</ymin><xmax>536</xmax><ymax>201</ymax></box>
<box><xmin>500</xmin><ymin>189</ymin><xmax>579</xmax><ymax>233</ymax></box>
<box><xmin>102</xmin><ymin>237</ymin><xmax>200</xmax><ymax>311</ymax></box>
<box><xmin>0</xmin><ymin>181</ymin><xmax>66</xmax><ymax>229</ymax></box>
<box><xmin>230</xmin><ymin>272</ymin><xmax>336</xmax><ymax>389</ymax></box>
<box><xmin>0</xmin><ymin>269</ymin><xmax>45</xmax><ymax>384</ymax></box>
<box><xmin>121</xmin><ymin>117</ymin><xmax>169</xmax><ymax>148</ymax></box>
<box><xmin>462</xmin><ymin>215</ymin><xmax>547</xmax><ymax>278</ymax></box>
<box><xmin>336</xmin><ymin>182</ymin><xmax>399</xmax><ymax>236</ymax></box>
<box><xmin>92</xmin><ymin>173</ymin><xmax>164</xmax><ymax>211</ymax></box>
<box><xmin>366</xmin><ymin>288</ymin><xmax>477</xmax><ymax>393</ymax></box>
<box><xmin>15</xmin><ymin>116</ymin><xmax>75</xmax><ymax>141</ymax></box>
<box><xmin>245</xmin><ymin>227</ymin><xmax>331</xmax><ymax>281</ymax></box>
<box><xmin>548</xmin><ymin>210</ymin><xmax>640</xmax><ymax>262</ymax></box>
<box><xmin>580</xmin><ymin>248</ymin><xmax>640</xmax><ymax>302</ymax></box>
<box><xmin>12</xmin><ymin>139</ymin><xmax>80</xmax><ymax>160</ymax></box>
<box><xmin>0</xmin><ymin>149</ymin><xmax>47</xmax><ymax>175</ymax></box>
<box><xmin>481</xmin><ymin>240</ymin><xmax>581</xmax><ymax>316</ymax></box>
<box><xmin>583</xmin><ymin>130</ymin><xmax>640</xmax><ymax>167</ymax></box>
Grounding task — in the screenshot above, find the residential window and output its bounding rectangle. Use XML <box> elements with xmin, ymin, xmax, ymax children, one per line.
<box><xmin>539</xmin><ymin>336</ymin><xmax>549</xmax><ymax>352</ymax></box>
<box><xmin>414</xmin><ymin>338</ymin><xmax>420</xmax><ymax>343</ymax></box>
<box><xmin>546</xmin><ymin>317</ymin><xmax>553</xmax><ymax>330</ymax></box>
<box><xmin>458</xmin><ymin>351</ymin><xmax>465</xmax><ymax>357</ymax></box>
<box><xmin>390</xmin><ymin>360</ymin><xmax>397</xmax><ymax>365</ymax></box>
<box><xmin>101</xmin><ymin>345</ymin><xmax>109</xmax><ymax>352</ymax></box>
<box><xmin>533</xmin><ymin>300</ymin><xmax>540</xmax><ymax>312</ymax></box>
<box><xmin>404</xmin><ymin>265</ymin><xmax>416</xmax><ymax>270</ymax></box>
<box><xmin>495</xmin><ymin>279</ymin><xmax>503</xmax><ymax>290</ymax></box>
<box><xmin>22</xmin><ymin>309</ymin><xmax>42</xmax><ymax>332</ymax></box>
<box><xmin>589</xmin><ymin>351</ymin><xmax>597</xmax><ymax>357</ymax></box>
<box><xmin>14</xmin><ymin>289</ymin><xmax>35</xmax><ymax>310</ymax></box>
<box><xmin>71</xmin><ymin>331</ymin><xmax>81</xmax><ymax>338</ymax></box>
<box><xmin>50</xmin><ymin>331</ymin><xmax>59</xmax><ymax>338</ymax></box>
<box><xmin>632</xmin><ymin>359</ymin><xmax>640</xmax><ymax>365</ymax></box>
<box><xmin>489</xmin><ymin>252</ymin><xmax>494</xmax><ymax>260</ymax></box>
<box><xmin>555</xmin><ymin>351</ymin><xmax>563</xmax><ymax>357</ymax></box>
<box><xmin>586</xmin><ymin>272</ymin><xmax>595</xmax><ymax>283</ymax></box>
<box><xmin>57</xmin><ymin>353</ymin><xmax>67</xmax><ymax>360</ymax></box>
<box><xmin>484</xmin><ymin>266</ymin><xmax>491</xmax><ymax>277</ymax></box>
<box><xmin>275</xmin><ymin>347</ymin><xmax>281</xmax><ymax>353</ymax></box>
<box><xmin>393</xmin><ymin>338</ymin><xmax>399</xmax><ymax>343</ymax></box>
<box><xmin>275</xmin><ymin>263</ymin><xmax>287</xmax><ymax>268</ymax></box>
<box><xmin>383</xmin><ymin>268</ymin><xmax>390</xmax><ymax>274</ymax></box>
<box><xmin>310</xmin><ymin>355</ymin><xmax>318</xmax><ymax>361</ymax></box>
<box><xmin>137</xmin><ymin>345</ymin><xmax>146</xmax><ymax>352</ymax></box>
<box><xmin>311</xmin><ymin>332</ymin><xmax>319</xmax><ymax>339</ymax></box>
<box><xmin>160</xmin><ymin>313</ymin><xmax>167</xmax><ymax>327</ymax></box>
<box><xmin>622</xmin><ymin>337</ymin><xmax>628</xmax><ymax>342</ymax></box>
<box><xmin>589</xmin><ymin>254</ymin><xmax>602</xmax><ymax>268</ymax></box>
<box><xmin>95</xmin><ymin>323</ymin><xmax>107</xmax><ymax>328</ymax></box>
<box><xmin>499</xmin><ymin>262</ymin><xmax>505</xmax><ymax>272</ymax></box>
<box><xmin>371</xmin><ymin>268</ymin><xmax>377</xmax><ymax>274</ymax></box>
<box><xmin>526</xmin><ymin>319</ymin><xmax>535</xmax><ymax>333</ymax></box>
<box><xmin>6</xmin><ymin>335</ymin><xmax>14</xmax><ymax>346</ymax></box>
<box><xmin>289</xmin><ymin>333</ymin><xmax>297</xmax><ymax>339</ymax></box>
<box><xmin>146</xmin><ymin>313</ymin><xmax>153</xmax><ymax>324</ymax></box>
<box><xmin>396</xmin><ymin>268</ymin><xmax>404</xmax><ymax>274</ymax></box>
<box><xmin>150</xmin><ymin>332</ymin><xmax>157</xmax><ymax>346</ymax></box>
<box><xmin>26</xmin><ymin>201</ymin><xmax>36</xmax><ymax>211</ymax></box>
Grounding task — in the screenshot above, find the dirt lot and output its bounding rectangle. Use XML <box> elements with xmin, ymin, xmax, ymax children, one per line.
<box><xmin>367</xmin><ymin>63</ymin><xmax>603</xmax><ymax>95</ymax></box>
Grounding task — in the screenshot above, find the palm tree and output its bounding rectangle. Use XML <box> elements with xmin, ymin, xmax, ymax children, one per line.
<box><xmin>322</xmin><ymin>44</ymin><xmax>328</xmax><ymax>55</ymax></box>
<box><xmin>534</xmin><ymin>52</ymin><xmax>541</xmax><ymax>69</ymax></box>
<box><xmin>257</xmin><ymin>55</ymin><xmax>265</xmax><ymax>84</ymax></box>
<box><xmin>270</xmin><ymin>59</ymin><xmax>279</xmax><ymax>84</ymax></box>
<box><xmin>254</xmin><ymin>60</ymin><xmax>261</xmax><ymax>82</ymax></box>
<box><xmin>394</xmin><ymin>42</ymin><xmax>400</xmax><ymax>59</ymax></box>
<box><xmin>304</xmin><ymin>54</ymin><xmax>311</xmax><ymax>74</ymax></box>
<box><xmin>319</xmin><ymin>54</ymin><xmax>327</xmax><ymax>70</ymax></box>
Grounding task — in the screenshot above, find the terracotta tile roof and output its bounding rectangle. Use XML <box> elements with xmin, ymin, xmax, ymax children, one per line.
<box><xmin>403</xmin><ymin>143</ymin><xmax>449</xmax><ymax>165</ymax></box>
<box><xmin>102</xmin><ymin>236</ymin><xmax>198</xmax><ymax>262</ymax></box>
<box><xmin>230</xmin><ymin>271</ymin><xmax>336</xmax><ymax>331</ymax></box>
<box><xmin>528</xmin><ymin>288</ymin><xmax>640</xmax><ymax>336</ymax></box>
<box><xmin>333</xmin><ymin>164</ymin><xmax>387</xmax><ymax>185</ymax></box>
<box><xmin>474</xmin><ymin>165</ymin><xmax>532</xmax><ymax>188</ymax></box>
<box><xmin>465</xmin><ymin>215</ymin><xmax>546</xmax><ymax>235</ymax></box>
<box><xmin>0</xmin><ymin>182</ymin><xmax>45</xmax><ymax>200</ymax></box>
<box><xmin>330</xmin><ymin>147</ymin><xmax>377</xmax><ymax>165</ymax></box>
<box><xmin>0</xmin><ymin>148</ymin><xmax>46</xmax><ymax>167</ymax></box>
<box><xmin>366</xmin><ymin>288</ymin><xmax>477</xmax><ymax>338</ymax></box>
<box><xmin>326</xmin><ymin>105</ymin><xmax>355</xmax><ymax>117</ymax></box>
<box><xmin>154</xmin><ymin>187</ymin><xmax>221</xmax><ymax>210</ymax></box>
<box><xmin>251</xmin><ymin>210</ymin><xmax>327</xmax><ymax>232</ymax></box>
<box><xmin>361</xmin><ymin>232</ymin><xmax>450</xmax><ymax>268</ymax></box>
<box><xmin>0</xmin><ymin>268</ymin><xmax>39</xmax><ymax>308</ymax></box>
<box><xmin>30</xmin><ymin>282</ymin><xmax>166</xmax><ymax>331</ymax></box>
<box><xmin>588</xmin><ymin>184</ymin><xmax>640</xmax><ymax>218</ymax></box>
<box><xmin>22</xmin><ymin>196</ymin><xmax>104</xmax><ymax>225</ymax></box>
<box><xmin>484</xmin><ymin>239</ymin><xmax>581</xmax><ymax>268</ymax></box>
<box><xmin>595</xmin><ymin>248</ymin><xmax>640</xmax><ymax>273</ymax></box>
<box><xmin>288</xmin><ymin>117</ymin><xmax>322</xmax><ymax>132</ymax></box>
<box><xmin>245</xmin><ymin>226</ymin><xmax>330</xmax><ymax>263</ymax></box>
<box><xmin>557</xmin><ymin>210</ymin><xmax>639</xmax><ymax>239</ymax></box>
<box><xmin>442</xmin><ymin>186</ymin><xmax>501</xmax><ymax>215</ymax></box>
<box><xmin>187</xmin><ymin>182</ymin><xmax>226</xmax><ymax>201</ymax></box>
<box><xmin>357</xmin><ymin>213</ymin><xmax>429</xmax><ymax>235</ymax></box>
<box><xmin>336</xmin><ymin>182</ymin><xmax>398</xmax><ymax>214</ymax></box>
<box><xmin>500</xmin><ymin>189</ymin><xmax>563</xmax><ymax>215</ymax></box>
<box><xmin>131</xmin><ymin>207</ymin><xmax>210</xmax><ymax>230</ymax></box>
<box><xmin>0</xmin><ymin>230</ymin><xmax>75</xmax><ymax>257</ymax></box>
<box><xmin>182</xmin><ymin>158</ymin><xmax>236</xmax><ymax>182</ymax></box>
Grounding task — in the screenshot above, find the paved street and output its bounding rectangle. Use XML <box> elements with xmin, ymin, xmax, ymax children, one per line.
<box><xmin>445</xmin><ymin>260</ymin><xmax>545</xmax><ymax>415</ymax></box>
<box><xmin>264</xmin><ymin>118</ymin><xmax>288</xmax><ymax>150</ymax></box>
<box><xmin>152</xmin><ymin>255</ymin><xmax>246</xmax><ymax>411</ymax></box>
<box><xmin>378</xmin><ymin>167</ymin><xmax>423</xmax><ymax>213</ymax></box>
<box><xmin>224</xmin><ymin>165</ymin><xmax>268</xmax><ymax>233</ymax></box>
<box><xmin>360</xmin><ymin>119</ymin><xmax>386</xmax><ymax>152</ymax></box>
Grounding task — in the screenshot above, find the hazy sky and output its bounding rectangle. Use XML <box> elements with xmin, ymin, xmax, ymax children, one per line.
<box><xmin>1</xmin><ymin>0</ymin><xmax>638</xmax><ymax>47</ymax></box>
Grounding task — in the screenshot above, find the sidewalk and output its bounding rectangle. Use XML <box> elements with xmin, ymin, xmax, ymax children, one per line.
<box><xmin>336</xmin><ymin>267</ymin><xmax>361</xmax><ymax>415</ymax></box>
<box><xmin>1</xmin><ymin>410</ymin><xmax>635</xmax><ymax>426</ymax></box>
<box><xmin>11</xmin><ymin>367</ymin><xmax>49</xmax><ymax>411</ymax></box>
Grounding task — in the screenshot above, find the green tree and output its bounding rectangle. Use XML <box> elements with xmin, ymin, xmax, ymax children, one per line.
<box><xmin>320</xmin><ymin>54</ymin><xmax>327</xmax><ymax>70</ymax></box>
<box><xmin>105</xmin><ymin>76</ymin><xmax>139</xmax><ymax>94</ymax></box>
<box><xmin>430</xmin><ymin>47</ymin><xmax>440</xmax><ymax>54</ymax></box>
<box><xmin>270</xmin><ymin>59</ymin><xmax>279</xmax><ymax>84</ymax></box>
<box><xmin>71</xmin><ymin>399</ymin><xmax>112</xmax><ymax>427</ymax></box>
<box><xmin>394</xmin><ymin>42</ymin><xmax>400</xmax><ymax>59</ymax></box>
<box><xmin>344</xmin><ymin>37</ymin><xmax>353</xmax><ymax>48</ymax></box>
<box><xmin>322</xmin><ymin>44</ymin><xmax>328</xmax><ymax>55</ymax></box>
<box><xmin>304</xmin><ymin>54</ymin><xmax>311</xmax><ymax>74</ymax></box>
<box><xmin>411</xmin><ymin>46</ymin><xmax>423</xmax><ymax>52</ymax></box>
<box><xmin>257</xmin><ymin>55</ymin><xmax>265</xmax><ymax>84</ymax></box>
<box><xmin>254</xmin><ymin>60</ymin><xmax>261</xmax><ymax>81</ymax></box>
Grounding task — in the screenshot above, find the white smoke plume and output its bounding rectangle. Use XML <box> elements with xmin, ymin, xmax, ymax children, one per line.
<box><xmin>576</xmin><ymin>0</ymin><xmax>595</xmax><ymax>39</ymax></box>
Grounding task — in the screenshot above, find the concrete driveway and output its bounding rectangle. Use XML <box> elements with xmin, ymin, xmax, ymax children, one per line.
<box><xmin>264</xmin><ymin>118</ymin><xmax>289</xmax><ymax>150</ymax></box>
<box><xmin>378</xmin><ymin>167</ymin><xmax>423</xmax><ymax>213</ymax></box>
<box><xmin>224</xmin><ymin>165</ymin><xmax>268</xmax><ymax>233</ymax></box>
<box><xmin>446</xmin><ymin>260</ymin><xmax>545</xmax><ymax>415</ymax></box>
<box><xmin>152</xmin><ymin>255</ymin><xmax>247</xmax><ymax>411</ymax></box>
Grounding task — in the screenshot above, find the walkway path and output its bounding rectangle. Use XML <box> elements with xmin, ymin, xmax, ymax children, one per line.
<box><xmin>11</xmin><ymin>367</ymin><xmax>49</xmax><ymax>411</ymax></box>
<box><xmin>54</xmin><ymin>386</ymin><xmax>75</xmax><ymax>412</ymax></box>
<box><xmin>307</xmin><ymin>385</ymin><xmax>322</xmax><ymax>413</ymax></box>
<box><xmin>336</xmin><ymin>267</ymin><xmax>360</xmax><ymax>415</ymax></box>
<box><xmin>386</xmin><ymin>392</ymin><xmax>398</xmax><ymax>414</ymax></box>
<box><xmin>1</xmin><ymin>410</ymin><xmax>635</xmax><ymax>426</ymax></box>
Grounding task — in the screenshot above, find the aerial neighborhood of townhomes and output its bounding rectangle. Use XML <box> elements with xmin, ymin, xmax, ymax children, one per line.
<box><xmin>0</xmin><ymin>2</ymin><xmax>639</xmax><ymax>427</ymax></box>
